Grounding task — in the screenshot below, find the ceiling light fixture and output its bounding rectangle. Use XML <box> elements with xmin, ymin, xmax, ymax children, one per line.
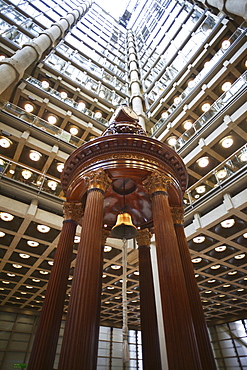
<box><xmin>29</xmin><ymin>150</ymin><xmax>41</xmax><ymax>161</ymax></box>
<box><xmin>0</xmin><ymin>231</ymin><xmax>6</xmax><ymax>237</ymax></box>
<box><xmin>211</xmin><ymin>264</ymin><xmax>220</xmax><ymax>269</ymax></box>
<box><xmin>47</xmin><ymin>180</ymin><xmax>58</xmax><ymax>190</ymax></box>
<box><xmin>221</xmin><ymin>39</ymin><xmax>231</xmax><ymax>49</ymax></box>
<box><xmin>47</xmin><ymin>115</ymin><xmax>57</xmax><ymax>125</ymax></box>
<box><xmin>60</xmin><ymin>91</ymin><xmax>68</xmax><ymax>99</ymax></box>
<box><xmin>234</xmin><ymin>254</ymin><xmax>245</xmax><ymax>259</ymax></box>
<box><xmin>74</xmin><ymin>236</ymin><xmax>80</xmax><ymax>243</ymax></box>
<box><xmin>239</xmin><ymin>151</ymin><xmax>247</xmax><ymax>162</ymax></box>
<box><xmin>37</xmin><ymin>224</ymin><xmax>50</xmax><ymax>233</ymax></box>
<box><xmin>7</xmin><ymin>273</ymin><xmax>15</xmax><ymax>277</ymax></box>
<box><xmin>70</xmin><ymin>127</ymin><xmax>79</xmax><ymax>135</ymax></box>
<box><xmin>174</xmin><ymin>96</ymin><xmax>181</xmax><ymax>105</ymax></box>
<box><xmin>208</xmin><ymin>279</ymin><xmax>216</xmax><ymax>283</ymax></box>
<box><xmin>77</xmin><ymin>101</ymin><xmax>86</xmax><ymax>110</ymax></box>
<box><xmin>196</xmin><ymin>157</ymin><xmax>209</xmax><ymax>168</ymax></box>
<box><xmin>161</xmin><ymin>111</ymin><xmax>169</xmax><ymax>119</ymax></box>
<box><xmin>187</xmin><ymin>79</ymin><xmax>195</xmax><ymax>88</ymax></box>
<box><xmin>201</xmin><ymin>102</ymin><xmax>211</xmax><ymax>112</ymax></box>
<box><xmin>95</xmin><ymin>111</ymin><xmax>102</xmax><ymax>119</ymax></box>
<box><xmin>0</xmin><ymin>136</ymin><xmax>12</xmax><ymax>148</ymax></box>
<box><xmin>12</xmin><ymin>263</ymin><xmax>22</xmax><ymax>269</ymax></box>
<box><xmin>221</xmin><ymin>81</ymin><xmax>232</xmax><ymax>92</ymax></box>
<box><xmin>193</xmin><ymin>236</ymin><xmax>205</xmax><ymax>243</ymax></box>
<box><xmin>195</xmin><ymin>185</ymin><xmax>206</xmax><ymax>194</ymax></box>
<box><xmin>32</xmin><ymin>279</ymin><xmax>40</xmax><ymax>282</ymax></box>
<box><xmin>104</xmin><ymin>246</ymin><xmax>112</xmax><ymax>252</ymax></box>
<box><xmin>19</xmin><ymin>253</ymin><xmax>30</xmax><ymax>259</ymax></box>
<box><xmin>183</xmin><ymin>120</ymin><xmax>193</xmax><ymax>130</ymax></box>
<box><xmin>220</xmin><ymin>136</ymin><xmax>233</xmax><ymax>148</ymax></box>
<box><xmin>48</xmin><ymin>261</ymin><xmax>54</xmax><ymax>266</ymax></box>
<box><xmin>167</xmin><ymin>136</ymin><xmax>177</xmax><ymax>146</ymax></box>
<box><xmin>220</xmin><ymin>219</ymin><xmax>235</xmax><ymax>228</ymax></box>
<box><xmin>21</xmin><ymin>169</ymin><xmax>32</xmax><ymax>179</ymax></box>
<box><xmin>215</xmin><ymin>246</ymin><xmax>227</xmax><ymax>252</ymax></box>
<box><xmin>216</xmin><ymin>169</ymin><xmax>227</xmax><ymax>179</ymax></box>
<box><xmin>192</xmin><ymin>257</ymin><xmax>202</xmax><ymax>263</ymax></box>
<box><xmin>111</xmin><ymin>265</ymin><xmax>121</xmax><ymax>270</ymax></box>
<box><xmin>27</xmin><ymin>240</ymin><xmax>39</xmax><ymax>247</ymax></box>
<box><xmin>39</xmin><ymin>270</ymin><xmax>49</xmax><ymax>275</ymax></box>
<box><xmin>24</xmin><ymin>103</ymin><xmax>34</xmax><ymax>113</ymax></box>
<box><xmin>0</xmin><ymin>212</ymin><xmax>14</xmax><ymax>221</ymax></box>
<box><xmin>41</xmin><ymin>80</ymin><xmax>49</xmax><ymax>89</ymax></box>
<box><xmin>57</xmin><ymin>163</ymin><xmax>64</xmax><ymax>173</ymax></box>
<box><xmin>228</xmin><ymin>271</ymin><xmax>237</xmax><ymax>275</ymax></box>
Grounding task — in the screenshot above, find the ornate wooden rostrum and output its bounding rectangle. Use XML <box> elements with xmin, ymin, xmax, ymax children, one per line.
<box><xmin>36</xmin><ymin>106</ymin><xmax>215</xmax><ymax>370</ymax></box>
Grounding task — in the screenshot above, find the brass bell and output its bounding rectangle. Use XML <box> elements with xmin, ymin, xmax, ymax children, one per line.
<box><xmin>111</xmin><ymin>212</ymin><xmax>138</xmax><ymax>240</ymax></box>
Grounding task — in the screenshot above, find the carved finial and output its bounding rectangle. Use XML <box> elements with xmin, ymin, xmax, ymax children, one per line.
<box><xmin>63</xmin><ymin>202</ymin><xmax>83</xmax><ymax>223</ymax></box>
<box><xmin>83</xmin><ymin>168</ymin><xmax>112</xmax><ymax>192</ymax></box>
<box><xmin>102</xmin><ymin>106</ymin><xmax>147</xmax><ymax>136</ymax></box>
<box><xmin>143</xmin><ymin>172</ymin><xmax>173</xmax><ymax>194</ymax></box>
<box><xmin>136</xmin><ymin>229</ymin><xmax>152</xmax><ymax>247</ymax></box>
<box><xmin>170</xmin><ymin>206</ymin><xmax>184</xmax><ymax>225</ymax></box>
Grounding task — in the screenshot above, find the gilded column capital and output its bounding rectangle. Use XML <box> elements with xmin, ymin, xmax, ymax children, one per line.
<box><xmin>143</xmin><ymin>171</ymin><xmax>173</xmax><ymax>195</ymax></box>
<box><xmin>101</xmin><ymin>229</ymin><xmax>110</xmax><ymax>246</ymax></box>
<box><xmin>63</xmin><ymin>202</ymin><xmax>83</xmax><ymax>223</ymax></box>
<box><xmin>136</xmin><ymin>228</ymin><xmax>152</xmax><ymax>247</ymax></box>
<box><xmin>170</xmin><ymin>206</ymin><xmax>184</xmax><ymax>225</ymax></box>
<box><xmin>83</xmin><ymin>168</ymin><xmax>112</xmax><ymax>192</ymax></box>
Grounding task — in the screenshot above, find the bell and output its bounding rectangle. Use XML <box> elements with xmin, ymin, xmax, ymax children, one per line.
<box><xmin>111</xmin><ymin>212</ymin><xmax>138</xmax><ymax>240</ymax></box>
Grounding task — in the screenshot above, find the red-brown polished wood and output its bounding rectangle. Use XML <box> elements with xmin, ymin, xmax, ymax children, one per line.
<box><xmin>58</xmin><ymin>188</ymin><xmax>105</xmax><ymax>370</ymax></box>
<box><xmin>150</xmin><ymin>190</ymin><xmax>202</xmax><ymax>369</ymax></box>
<box><xmin>137</xmin><ymin>230</ymin><xmax>162</xmax><ymax>370</ymax></box>
<box><xmin>27</xmin><ymin>218</ymin><xmax>78</xmax><ymax>370</ymax></box>
<box><xmin>174</xmin><ymin>219</ymin><xmax>217</xmax><ymax>370</ymax></box>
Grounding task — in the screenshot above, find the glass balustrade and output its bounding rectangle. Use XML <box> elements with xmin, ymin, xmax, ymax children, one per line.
<box><xmin>1</xmin><ymin>26</ymin><xmax>31</xmax><ymax>46</ymax></box>
<box><xmin>26</xmin><ymin>77</ymin><xmax>109</xmax><ymax>126</ymax></box>
<box><xmin>0</xmin><ymin>100</ymin><xmax>85</xmax><ymax>148</ymax></box>
<box><xmin>148</xmin><ymin>21</ymin><xmax>245</xmax><ymax>113</ymax></box>
<box><xmin>174</xmin><ymin>71</ymin><xmax>247</xmax><ymax>150</ymax></box>
<box><xmin>0</xmin><ymin>157</ymin><xmax>65</xmax><ymax>199</ymax></box>
<box><xmin>184</xmin><ymin>144</ymin><xmax>247</xmax><ymax>206</ymax></box>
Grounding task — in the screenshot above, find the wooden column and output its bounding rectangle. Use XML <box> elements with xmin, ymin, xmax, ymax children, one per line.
<box><xmin>58</xmin><ymin>169</ymin><xmax>111</xmax><ymax>370</ymax></box>
<box><xmin>136</xmin><ymin>229</ymin><xmax>162</xmax><ymax>370</ymax></box>
<box><xmin>171</xmin><ymin>207</ymin><xmax>217</xmax><ymax>370</ymax></box>
<box><xmin>144</xmin><ymin>172</ymin><xmax>202</xmax><ymax>370</ymax></box>
<box><xmin>27</xmin><ymin>202</ymin><xmax>83</xmax><ymax>370</ymax></box>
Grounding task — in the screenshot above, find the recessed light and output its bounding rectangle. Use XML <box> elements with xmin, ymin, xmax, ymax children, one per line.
<box><xmin>192</xmin><ymin>257</ymin><xmax>202</xmax><ymax>263</ymax></box>
<box><xmin>105</xmin><ymin>301</ymin><xmax>110</xmax><ymax>304</ymax></box>
<box><xmin>220</xmin><ymin>219</ymin><xmax>235</xmax><ymax>228</ymax></box>
<box><xmin>39</xmin><ymin>270</ymin><xmax>49</xmax><ymax>275</ymax></box>
<box><xmin>19</xmin><ymin>253</ymin><xmax>30</xmax><ymax>259</ymax></box>
<box><xmin>74</xmin><ymin>236</ymin><xmax>80</xmax><ymax>243</ymax></box>
<box><xmin>0</xmin><ymin>136</ymin><xmax>14</xmax><ymax>148</ymax></box>
<box><xmin>9</xmin><ymin>169</ymin><xmax>15</xmax><ymax>174</ymax></box>
<box><xmin>0</xmin><ymin>212</ymin><xmax>14</xmax><ymax>221</ymax></box>
<box><xmin>77</xmin><ymin>101</ymin><xmax>86</xmax><ymax>110</ymax></box>
<box><xmin>68</xmin><ymin>277</ymin><xmax>73</xmax><ymax>280</ymax></box>
<box><xmin>208</xmin><ymin>279</ymin><xmax>216</xmax><ymax>283</ymax></box>
<box><xmin>102</xmin><ymin>274</ymin><xmax>106</xmax><ymax>278</ymax></box>
<box><xmin>187</xmin><ymin>79</ymin><xmax>195</xmax><ymax>88</ymax></box>
<box><xmin>216</xmin><ymin>169</ymin><xmax>227</xmax><ymax>179</ymax></box>
<box><xmin>205</xmin><ymin>290</ymin><xmax>212</xmax><ymax>294</ymax></box>
<box><xmin>70</xmin><ymin>127</ymin><xmax>79</xmax><ymax>135</ymax></box>
<box><xmin>211</xmin><ymin>264</ymin><xmax>220</xmax><ymax>270</ymax></box>
<box><xmin>37</xmin><ymin>224</ymin><xmax>50</xmax><ymax>233</ymax></box>
<box><xmin>16</xmin><ymin>297</ymin><xmax>21</xmax><ymax>299</ymax></box>
<box><xmin>2</xmin><ymin>281</ymin><xmax>10</xmax><ymax>284</ymax></box>
<box><xmin>243</xmin><ymin>233</ymin><xmax>247</xmax><ymax>238</ymax></box>
<box><xmin>47</xmin><ymin>114</ymin><xmax>57</xmax><ymax>125</ymax></box>
<box><xmin>196</xmin><ymin>157</ymin><xmax>209</xmax><ymax>168</ymax></box>
<box><xmin>201</xmin><ymin>102</ymin><xmax>211</xmax><ymax>112</ymax></box>
<box><xmin>48</xmin><ymin>261</ymin><xmax>54</xmax><ymax>266</ymax></box>
<box><xmin>47</xmin><ymin>180</ymin><xmax>57</xmax><ymax>190</ymax></box>
<box><xmin>134</xmin><ymin>271</ymin><xmax>139</xmax><ymax>275</ymax></box>
<box><xmin>228</xmin><ymin>271</ymin><xmax>237</xmax><ymax>275</ymax></box>
<box><xmin>41</xmin><ymin>80</ymin><xmax>49</xmax><ymax>89</ymax></box>
<box><xmin>167</xmin><ymin>136</ymin><xmax>177</xmax><ymax>146</ymax></box>
<box><xmin>107</xmin><ymin>286</ymin><xmax>114</xmax><ymax>290</ymax></box>
<box><xmin>104</xmin><ymin>246</ymin><xmax>112</xmax><ymax>252</ymax></box>
<box><xmin>57</xmin><ymin>163</ymin><xmax>64</xmax><ymax>173</ymax></box>
<box><xmin>234</xmin><ymin>254</ymin><xmax>245</xmax><ymax>259</ymax></box>
<box><xmin>27</xmin><ymin>240</ymin><xmax>39</xmax><ymax>247</ymax></box>
<box><xmin>20</xmin><ymin>291</ymin><xmax>27</xmax><ymax>295</ymax></box>
<box><xmin>111</xmin><ymin>265</ymin><xmax>121</xmax><ymax>270</ymax></box>
<box><xmin>220</xmin><ymin>136</ymin><xmax>233</xmax><ymax>148</ymax></box>
<box><xmin>174</xmin><ymin>96</ymin><xmax>181</xmax><ymax>105</ymax></box>
<box><xmin>115</xmin><ymin>296</ymin><xmax>121</xmax><ymax>299</ymax></box>
<box><xmin>195</xmin><ymin>185</ymin><xmax>206</xmax><ymax>194</ymax></box>
<box><xmin>161</xmin><ymin>111</ymin><xmax>169</xmax><ymax>119</ymax></box>
<box><xmin>24</xmin><ymin>103</ymin><xmax>34</xmax><ymax>113</ymax></box>
<box><xmin>237</xmin><ymin>288</ymin><xmax>244</xmax><ymax>292</ymax></box>
<box><xmin>223</xmin><ymin>284</ymin><xmax>230</xmax><ymax>287</ymax></box>
<box><xmin>99</xmin><ymin>90</ymin><xmax>105</xmax><ymax>98</ymax></box>
<box><xmin>221</xmin><ymin>39</ymin><xmax>231</xmax><ymax>49</ymax></box>
<box><xmin>195</xmin><ymin>274</ymin><xmax>199</xmax><ymax>278</ymax></box>
<box><xmin>29</xmin><ymin>150</ymin><xmax>41</xmax><ymax>161</ymax></box>
<box><xmin>219</xmin><ymin>294</ymin><xmax>225</xmax><ymax>297</ymax></box>
<box><xmin>7</xmin><ymin>273</ymin><xmax>15</xmax><ymax>277</ymax></box>
<box><xmin>221</xmin><ymin>81</ymin><xmax>232</xmax><ymax>92</ymax></box>
<box><xmin>21</xmin><ymin>169</ymin><xmax>32</xmax><ymax>179</ymax></box>
<box><xmin>0</xmin><ymin>231</ymin><xmax>5</xmax><ymax>237</ymax></box>
<box><xmin>95</xmin><ymin>111</ymin><xmax>102</xmax><ymax>119</ymax></box>
<box><xmin>193</xmin><ymin>236</ymin><xmax>205</xmax><ymax>244</ymax></box>
<box><xmin>12</xmin><ymin>264</ymin><xmax>22</xmax><ymax>269</ymax></box>
<box><xmin>60</xmin><ymin>91</ymin><xmax>68</xmax><ymax>99</ymax></box>
<box><xmin>215</xmin><ymin>245</ymin><xmax>227</xmax><ymax>252</ymax></box>
<box><xmin>32</xmin><ymin>279</ymin><xmax>40</xmax><ymax>282</ymax></box>
<box><xmin>26</xmin><ymin>285</ymin><xmax>33</xmax><ymax>289</ymax></box>
<box><xmin>239</xmin><ymin>151</ymin><xmax>247</xmax><ymax>162</ymax></box>
<box><xmin>183</xmin><ymin>120</ymin><xmax>193</xmax><ymax>130</ymax></box>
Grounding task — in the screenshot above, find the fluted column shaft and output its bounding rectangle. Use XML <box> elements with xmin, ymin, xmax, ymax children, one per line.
<box><xmin>58</xmin><ymin>169</ymin><xmax>111</xmax><ymax>370</ymax></box>
<box><xmin>137</xmin><ymin>230</ymin><xmax>162</xmax><ymax>370</ymax></box>
<box><xmin>144</xmin><ymin>172</ymin><xmax>202</xmax><ymax>370</ymax></box>
<box><xmin>27</xmin><ymin>202</ymin><xmax>82</xmax><ymax>370</ymax></box>
<box><xmin>171</xmin><ymin>207</ymin><xmax>216</xmax><ymax>370</ymax></box>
